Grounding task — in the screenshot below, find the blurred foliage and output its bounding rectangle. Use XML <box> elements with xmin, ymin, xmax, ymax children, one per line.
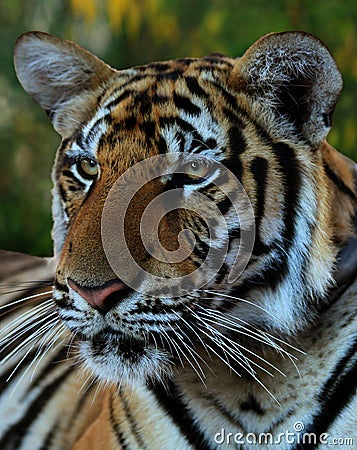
<box><xmin>0</xmin><ymin>0</ymin><xmax>356</xmax><ymax>256</ymax></box>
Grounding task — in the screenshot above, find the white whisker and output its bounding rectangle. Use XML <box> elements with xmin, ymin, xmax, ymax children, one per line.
<box><xmin>160</xmin><ymin>328</ymin><xmax>184</xmax><ymax>368</ymax></box>
<box><xmin>197</xmin><ymin>324</ymin><xmax>282</xmax><ymax>405</ymax></box>
<box><xmin>204</xmin><ymin>302</ymin><xmax>304</xmax><ymax>355</ymax></box>
<box><xmin>1</xmin><ymin>316</ymin><xmax>59</xmax><ymax>366</ymax></box>
<box><xmin>172</xmin><ymin>308</ymin><xmax>212</xmax><ymax>362</ymax></box>
<box><xmin>169</xmin><ymin>321</ymin><xmax>210</xmax><ymax>376</ymax></box>
<box><xmin>0</xmin><ymin>290</ymin><xmax>53</xmax><ymax>312</ymax></box>
<box><xmin>201</xmin><ymin>289</ymin><xmax>287</xmax><ymax>328</ymax></box>
<box><xmin>195</xmin><ymin>305</ymin><xmax>298</xmax><ymax>362</ymax></box>
<box><xmin>0</xmin><ymin>308</ymin><xmax>57</xmax><ymax>353</ymax></box>
<box><xmin>167</xmin><ymin>323</ymin><xmax>207</xmax><ymax>387</ymax></box>
<box><xmin>12</xmin><ymin>326</ymin><xmax>68</xmax><ymax>392</ymax></box>
<box><xmin>0</xmin><ymin>299</ymin><xmax>54</xmax><ymax>340</ymax></box>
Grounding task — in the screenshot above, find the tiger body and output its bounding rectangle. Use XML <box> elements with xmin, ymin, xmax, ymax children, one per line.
<box><xmin>0</xmin><ymin>31</ymin><xmax>356</xmax><ymax>449</ymax></box>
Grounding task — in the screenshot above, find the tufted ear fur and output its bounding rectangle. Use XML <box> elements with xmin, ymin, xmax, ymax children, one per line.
<box><xmin>230</xmin><ymin>31</ymin><xmax>343</xmax><ymax>147</ymax></box>
<box><xmin>14</xmin><ymin>31</ymin><xmax>114</xmax><ymax>138</ymax></box>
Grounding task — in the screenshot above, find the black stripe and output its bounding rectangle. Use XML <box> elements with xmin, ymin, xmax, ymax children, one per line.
<box><xmin>102</xmin><ymin>79</ymin><xmax>144</xmax><ymax>103</ymax></box>
<box><xmin>251</xmin><ymin>237</ymin><xmax>271</xmax><ymax>256</ymax></box>
<box><xmin>175</xmin><ymin>58</ymin><xmax>196</xmax><ymax>66</ymax></box>
<box><xmin>200</xmin><ymin>392</ymin><xmax>248</xmax><ymax>433</ymax></box>
<box><xmin>215</xmin><ymin>263</ymin><xmax>229</xmax><ymax>284</ymax></box>
<box><xmin>106</xmin><ymin>89</ymin><xmax>136</xmax><ymax>110</ymax></box>
<box><xmin>38</xmin><ymin>428</ymin><xmax>56</xmax><ymax>450</ymax></box>
<box><xmin>241</xmin><ymin>141</ymin><xmax>300</xmax><ymax>291</ymax></box>
<box><xmin>62</xmin><ymin>155</ymin><xmax>77</xmax><ymax>167</ymax></box>
<box><xmin>205</xmin><ymin>137</ymin><xmax>218</xmax><ymax>149</ymax></box>
<box><xmin>217</xmin><ymin>197</ymin><xmax>232</xmax><ymax>215</ymax></box>
<box><xmin>193</xmin><ymin>235</ymin><xmax>210</xmax><ymax>260</ymax></box>
<box><xmin>324</xmin><ymin>162</ymin><xmax>357</xmax><ymax>201</ymax></box>
<box><xmin>62</xmin><ymin>170</ymin><xmax>86</xmax><ymax>187</ymax></box>
<box><xmin>54</xmin><ymin>279</ymin><xmax>69</xmax><ymax>293</ymax></box>
<box><xmin>223</xmin><ymin>108</ymin><xmax>247</xmax><ymax>155</ymax></box>
<box><xmin>150</xmin><ymin>380</ymin><xmax>213</xmax><ymax>449</ymax></box>
<box><xmin>55</xmin><ymin>299</ymin><xmax>82</xmax><ymax>314</ymax></box>
<box><xmin>159</xmin><ymin>116</ymin><xmax>196</xmax><ymax>135</ymax></box>
<box><xmin>218</xmin><ymin>108</ymin><xmax>246</xmax><ymax>181</ymax></box>
<box><xmin>203</xmin><ymin>56</ymin><xmax>233</xmax><ymax>67</ymax></box>
<box><xmin>121</xmin><ymin>394</ymin><xmax>148</xmax><ymax>449</ymax></box>
<box><xmin>228</xmin><ymin>125</ymin><xmax>246</xmax><ymax>155</ymax></box>
<box><xmin>152</xmin><ymin>93</ymin><xmax>170</xmax><ymax>105</ymax></box>
<box><xmin>213</xmin><ymin>85</ymin><xmax>275</xmax><ymax>148</ymax></box>
<box><xmin>250</xmin><ymin>157</ymin><xmax>268</xmax><ymax>236</ymax></box>
<box><xmin>80</xmin><ymin>117</ymin><xmax>106</xmax><ymax>148</ymax></box>
<box><xmin>273</xmin><ymin>142</ymin><xmax>300</xmax><ymax>245</ymax></box>
<box><xmin>240</xmin><ymin>394</ymin><xmax>265</xmax><ymax>416</ymax></box>
<box><xmin>225</xmin><ymin>154</ymin><xmax>243</xmax><ymax>184</ymax></box>
<box><xmin>292</xmin><ymin>338</ymin><xmax>357</xmax><ymax>450</ymax></box>
<box><xmin>178</xmin><ymin>131</ymin><xmax>187</xmax><ymax>152</ymax></box>
<box><xmin>173</xmin><ymin>92</ymin><xmax>201</xmax><ymax>116</ymax></box>
<box><xmin>227</xmin><ymin>255</ymin><xmax>288</xmax><ymax>310</ymax></box>
<box><xmin>210</xmin><ymin>82</ymin><xmax>238</xmax><ymax>110</ymax></box>
<box><xmin>55</xmin><ymin>139</ymin><xmax>72</xmax><ymax>180</ymax></box>
<box><xmin>320</xmin><ymin>337</ymin><xmax>357</xmax><ymax>397</ymax></box>
<box><xmin>67</xmin><ymin>184</ymin><xmax>82</xmax><ymax>192</ymax></box>
<box><xmin>64</xmin><ymin>385</ymin><xmax>95</xmax><ymax>438</ymax></box>
<box><xmin>156</xmin><ymin>135</ymin><xmax>168</xmax><ymax>154</ymax></box>
<box><xmin>146</xmin><ymin>62</ymin><xmax>170</xmax><ymax>71</ymax></box>
<box><xmin>0</xmin><ymin>366</ymin><xmax>73</xmax><ymax>449</ymax></box>
<box><xmin>185</xmin><ymin>76</ymin><xmax>210</xmax><ymax>99</ymax></box>
<box><xmin>140</xmin><ymin>120</ymin><xmax>156</xmax><ymax>141</ymax></box>
<box><xmin>226</xmin><ymin>142</ymin><xmax>302</xmax><ymax>300</ymax></box>
<box><xmin>59</xmin><ymin>183</ymin><xmax>69</xmax><ymax>203</ymax></box>
<box><xmin>197</xmin><ymin>64</ymin><xmax>228</xmax><ymax>74</ymax></box>
<box><xmin>109</xmin><ymin>394</ymin><xmax>130</xmax><ymax>450</ymax></box>
<box><xmin>157</xmin><ymin>71</ymin><xmax>181</xmax><ymax>82</ymax></box>
<box><xmin>228</xmin><ymin>227</ymin><xmax>241</xmax><ymax>241</ymax></box>
<box><xmin>170</xmin><ymin>173</ymin><xmax>209</xmax><ymax>188</ymax></box>
<box><xmin>158</xmin><ymin>117</ymin><xmax>206</xmax><ymax>153</ymax></box>
<box><xmin>138</xmin><ymin>93</ymin><xmax>153</xmax><ymax>116</ymax></box>
<box><xmin>122</xmin><ymin>115</ymin><xmax>137</xmax><ymax>130</ymax></box>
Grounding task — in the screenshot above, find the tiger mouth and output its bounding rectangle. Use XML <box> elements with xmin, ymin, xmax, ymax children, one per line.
<box><xmin>78</xmin><ymin>329</ymin><xmax>174</xmax><ymax>384</ymax></box>
<box><xmin>91</xmin><ymin>331</ymin><xmax>147</xmax><ymax>360</ymax></box>
<box><xmin>82</xmin><ymin>329</ymin><xmax>173</xmax><ymax>366</ymax></box>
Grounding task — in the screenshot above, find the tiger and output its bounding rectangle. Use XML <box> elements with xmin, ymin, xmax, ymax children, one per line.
<box><xmin>0</xmin><ymin>30</ymin><xmax>356</xmax><ymax>450</ymax></box>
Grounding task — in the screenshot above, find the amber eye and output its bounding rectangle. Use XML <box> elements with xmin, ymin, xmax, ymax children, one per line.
<box><xmin>184</xmin><ymin>160</ymin><xmax>211</xmax><ymax>181</ymax></box>
<box><xmin>77</xmin><ymin>158</ymin><xmax>99</xmax><ymax>179</ymax></box>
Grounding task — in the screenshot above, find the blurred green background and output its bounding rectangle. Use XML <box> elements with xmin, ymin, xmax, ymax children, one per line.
<box><xmin>1</xmin><ymin>0</ymin><xmax>356</xmax><ymax>256</ymax></box>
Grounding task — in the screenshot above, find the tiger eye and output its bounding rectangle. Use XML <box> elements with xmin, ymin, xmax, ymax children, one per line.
<box><xmin>78</xmin><ymin>158</ymin><xmax>99</xmax><ymax>179</ymax></box>
<box><xmin>185</xmin><ymin>160</ymin><xmax>211</xmax><ymax>180</ymax></box>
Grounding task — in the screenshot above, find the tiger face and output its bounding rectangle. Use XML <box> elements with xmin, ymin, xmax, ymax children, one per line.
<box><xmin>14</xmin><ymin>31</ymin><xmax>354</xmax><ymax>387</ymax></box>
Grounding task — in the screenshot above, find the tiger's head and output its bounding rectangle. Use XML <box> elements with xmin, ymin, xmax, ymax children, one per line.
<box><xmin>14</xmin><ymin>31</ymin><xmax>356</xmax><ymax>386</ymax></box>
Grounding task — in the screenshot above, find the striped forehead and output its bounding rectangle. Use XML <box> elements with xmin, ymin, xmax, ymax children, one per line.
<box><xmin>68</xmin><ymin>68</ymin><xmax>234</xmax><ymax>161</ymax></box>
<box><xmin>67</xmin><ymin>107</ymin><xmax>110</xmax><ymax>158</ymax></box>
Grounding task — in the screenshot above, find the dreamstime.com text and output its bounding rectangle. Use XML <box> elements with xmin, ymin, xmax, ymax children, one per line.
<box><xmin>214</xmin><ymin>422</ymin><xmax>354</xmax><ymax>446</ymax></box>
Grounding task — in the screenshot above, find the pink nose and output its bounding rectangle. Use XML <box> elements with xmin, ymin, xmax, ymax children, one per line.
<box><xmin>68</xmin><ymin>278</ymin><xmax>132</xmax><ymax>313</ymax></box>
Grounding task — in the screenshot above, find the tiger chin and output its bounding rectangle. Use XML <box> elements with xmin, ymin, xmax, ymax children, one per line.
<box><xmin>2</xmin><ymin>30</ymin><xmax>356</xmax><ymax>449</ymax></box>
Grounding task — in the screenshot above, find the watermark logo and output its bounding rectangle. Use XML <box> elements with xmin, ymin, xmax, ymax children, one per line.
<box><xmin>101</xmin><ymin>153</ymin><xmax>255</xmax><ymax>297</ymax></box>
<box><xmin>214</xmin><ymin>422</ymin><xmax>355</xmax><ymax>446</ymax></box>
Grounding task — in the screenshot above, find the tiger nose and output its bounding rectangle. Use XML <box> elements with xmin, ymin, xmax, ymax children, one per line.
<box><xmin>68</xmin><ymin>278</ymin><xmax>133</xmax><ymax>313</ymax></box>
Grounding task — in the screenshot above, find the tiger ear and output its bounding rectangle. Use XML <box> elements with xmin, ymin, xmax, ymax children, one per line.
<box><xmin>14</xmin><ymin>31</ymin><xmax>115</xmax><ymax>137</ymax></box>
<box><xmin>231</xmin><ymin>32</ymin><xmax>343</xmax><ymax>147</ymax></box>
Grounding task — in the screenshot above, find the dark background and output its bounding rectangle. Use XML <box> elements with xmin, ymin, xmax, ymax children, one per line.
<box><xmin>1</xmin><ymin>0</ymin><xmax>356</xmax><ymax>256</ymax></box>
